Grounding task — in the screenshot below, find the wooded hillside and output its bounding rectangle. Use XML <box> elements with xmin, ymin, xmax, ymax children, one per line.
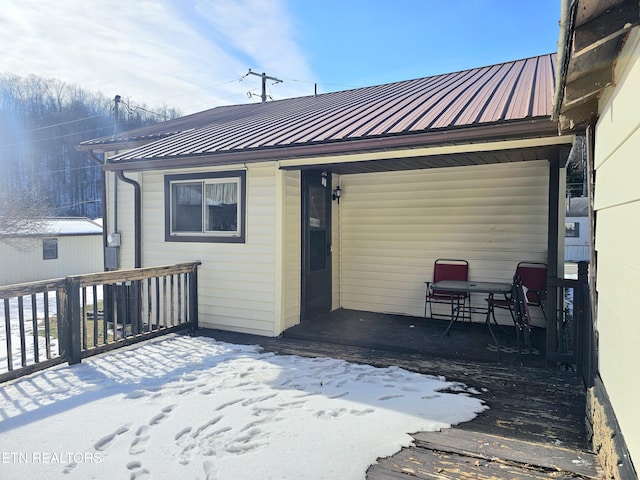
<box><xmin>0</xmin><ymin>74</ymin><xmax>179</xmax><ymax>220</ymax></box>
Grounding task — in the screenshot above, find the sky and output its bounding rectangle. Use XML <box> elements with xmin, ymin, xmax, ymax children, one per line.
<box><xmin>1</xmin><ymin>0</ymin><xmax>561</xmax><ymax>115</ymax></box>
<box><xmin>0</xmin><ymin>334</ymin><xmax>486</xmax><ymax>479</ymax></box>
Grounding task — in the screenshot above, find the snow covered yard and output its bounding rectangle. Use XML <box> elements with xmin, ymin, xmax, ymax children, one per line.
<box><xmin>0</xmin><ymin>334</ymin><xmax>486</xmax><ymax>479</ymax></box>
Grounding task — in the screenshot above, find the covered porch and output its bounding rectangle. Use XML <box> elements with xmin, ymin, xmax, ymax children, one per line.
<box><xmin>283</xmin><ymin>308</ymin><xmax>549</xmax><ymax>367</ymax></box>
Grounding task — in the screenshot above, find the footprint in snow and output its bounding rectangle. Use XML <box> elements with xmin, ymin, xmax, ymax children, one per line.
<box><xmin>378</xmin><ymin>394</ymin><xmax>404</xmax><ymax>401</ymax></box>
<box><xmin>127</xmin><ymin>461</ymin><xmax>151</xmax><ymax>480</ymax></box>
<box><xmin>129</xmin><ymin>426</ymin><xmax>150</xmax><ymax>455</ymax></box>
<box><xmin>94</xmin><ymin>423</ymin><xmax>132</xmax><ymax>451</ymax></box>
<box><xmin>350</xmin><ymin>408</ymin><xmax>375</xmax><ymax>416</ymax></box>
<box><xmin>203</xmin><ymin>461</ymin><xmax>218</xmax><ymax>480</ymax></box>
<box><xmin>149</xmin><ymin>404</ymin><xmax>177</xmax><ymax>425</ymax></box>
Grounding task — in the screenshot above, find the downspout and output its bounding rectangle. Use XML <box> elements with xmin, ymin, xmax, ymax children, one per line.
<box><xmin>116</xmin><ymin>171</ymin><xmax>142</xmax><ymax>268</ymax></box>
<box><xmin>89</xmin><ymin>150</ymin><xmax>109</xmax><ymax>271</ymax></box>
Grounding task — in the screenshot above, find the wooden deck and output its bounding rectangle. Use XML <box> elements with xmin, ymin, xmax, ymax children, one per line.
<box><xmin>202</xmin><ymin>310</ymin><xmax>601</xmax><ymax>479</ymax></box>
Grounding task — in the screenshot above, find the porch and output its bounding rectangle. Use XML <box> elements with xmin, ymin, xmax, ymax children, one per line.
<box><xmin>0</xmin><ymin>261</ymin><xmax>600</xmax><ymax>478</ymax></box>
<box><xmin>283</xmin><ymin>308</ymin><xmax>549</xmax><ymax>367</ymax></box>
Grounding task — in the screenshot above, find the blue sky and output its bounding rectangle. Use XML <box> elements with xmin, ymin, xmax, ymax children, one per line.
<box><xmin>1</xmin><ymin>0</ymin><xmax>561</xmax><ymax>114</ymax></box>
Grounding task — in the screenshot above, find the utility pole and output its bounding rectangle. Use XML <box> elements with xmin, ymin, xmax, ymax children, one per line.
<box><xmin>113</xmin><ymin>95</ymin><xmax>121</xmax><ymax>138</ymax></box>
<box><xmin>246</xmin><ymin>69</ymin><xmax>282</xmax><ymax>102</ymax></box>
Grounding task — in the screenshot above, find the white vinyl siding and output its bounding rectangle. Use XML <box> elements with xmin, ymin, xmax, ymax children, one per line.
<box><xmin>139</xmin><ymin>163</ymin><xmax>277</xmax><ymax>336</ymax></box>
<box><xmin>337</xmin><ymin>161</ymin><xmax>549</xmax><ymax>324</ymax></box>
<box><xmin>592</xmin><ymin>31</ymin><xmax>640</xmax><ymax>468</ymax></box>
<box><xmin>282</xmin><ymin>170</ymin><xmax>301</xmax><ymax>330</ymax></box>
<box><xmin>0</xmin><ymin>235</ymin><xmax>103</xmax><ymax>286</ymax></box>
<box><xmin>332</xmin><ymin>174</ymin><xmax>342</xmax><ymax>311</ymax></box>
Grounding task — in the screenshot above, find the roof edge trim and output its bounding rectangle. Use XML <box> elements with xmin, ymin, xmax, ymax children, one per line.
<box><xmin>103</xmin><ymin>118</ymin><xmax>560</xmax><ymax>172</ymax></box>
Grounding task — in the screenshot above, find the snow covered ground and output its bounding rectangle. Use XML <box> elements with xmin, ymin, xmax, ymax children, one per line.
<box><xmin>0</xmin><ymin>334</ymin><xmax>486</xmax><ymax>479</ymax></box>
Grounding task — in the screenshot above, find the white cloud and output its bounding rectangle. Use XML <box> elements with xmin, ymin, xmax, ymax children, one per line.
<box><xmin>0</xmin><ymin>0</ymin><xmax>314</xmax><ymax>114</ymax></box>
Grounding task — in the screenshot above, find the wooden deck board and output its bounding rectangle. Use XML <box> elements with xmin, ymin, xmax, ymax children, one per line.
<box><xmin>200</xmin><ymin>328</ymin><xmax>602</xmax><ymax>479</ymax></box>
<box><xmin>369</xmin><ymin>447</ymin><xmax>570</xmax><ymax>479</ymax></box>
<box><xmin>414</xmin><ymin>430</ymin><xmax>599</xmax><ymax>477</ymax></box>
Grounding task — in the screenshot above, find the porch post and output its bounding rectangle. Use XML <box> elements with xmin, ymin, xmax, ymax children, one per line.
<box><xmin>546</xmin><ymin>156</ymin><xmax>560</xmax><ymax>361</ymax></box>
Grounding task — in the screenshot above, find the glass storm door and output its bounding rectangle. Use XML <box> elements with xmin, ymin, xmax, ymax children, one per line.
<box><xmin>302</xmin><ymin>171</ymin><xmax>332</xmax><ymax>320</ymax></box>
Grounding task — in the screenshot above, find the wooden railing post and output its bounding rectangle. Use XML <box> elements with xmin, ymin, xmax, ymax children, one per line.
<box><xmin>66</xmin><ymin>278</ymin><xmax>83</xmax><ymax>365</ymax></box>
<box><xmin>57</xmin><ymin>284</ymin><xmax>69</xmax><ymax>361</ymax></box>
<box><xmin>576</xmin><ymin>261</ymin><xmax>593</xmax><ymax>386</ymax></box>
<box><xmin>189</xmin><ymin>266</ymin><xmax>199</xmax><ymax>331</ymax></box>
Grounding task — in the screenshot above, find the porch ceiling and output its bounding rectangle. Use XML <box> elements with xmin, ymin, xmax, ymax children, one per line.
<box><xmin>282</xmin><ymin>144</ymin><xmax>569</xmax><ymax>175</ymax></box>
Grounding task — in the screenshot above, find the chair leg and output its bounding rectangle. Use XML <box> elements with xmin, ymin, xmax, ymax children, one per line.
<box><xmin>539</xmin><ymin>302</ymin><xmax>547</xmax><ymax>323</ymax></box>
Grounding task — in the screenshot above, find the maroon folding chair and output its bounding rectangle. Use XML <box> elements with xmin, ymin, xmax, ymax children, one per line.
<box><xmin>488</xmin><ymin>261</ymin><xmax>547</xmax><ymax>325</ymax></box>
<box><xmin>424</xmin><ymin>259</ymin><xmax>470</xmax><ymax>321</ymax></box>
<box><xmin>512</xmin><ymin>274</ymin><xmax>533</xmax><ymax>354</ymax></box>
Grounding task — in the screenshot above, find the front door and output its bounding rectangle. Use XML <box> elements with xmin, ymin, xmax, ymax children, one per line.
<box><xmin>301</xmin><ymin>170</ymin><xmax>332</xmax><ymax>320</ymax></box>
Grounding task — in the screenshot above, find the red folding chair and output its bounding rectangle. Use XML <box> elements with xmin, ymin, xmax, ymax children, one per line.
<box><xmin>488</xmin><ymin>261</ymin><xmax>547</xmax><ymax>325</ymax></box>
<box><xmin>512</xmin><ymin>274</ymin><xmax>533</xmax><ymax>354</ymax></box>
<box><xmin>424</xmin><ymin>259</ymin><xmax>470</xmax><ymax>321</ymax></box>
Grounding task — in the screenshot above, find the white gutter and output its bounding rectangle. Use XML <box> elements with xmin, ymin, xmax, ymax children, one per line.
<box><xmin>553</xmin><ymin>0</ymin><xmax>577</xmax><ymax>121</ymax></box>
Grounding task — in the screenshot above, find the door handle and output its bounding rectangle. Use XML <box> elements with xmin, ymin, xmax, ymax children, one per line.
<box><xmin>326</xmin><ymin>243</ymin><xmax>332</xmax><ymax>256</ymax></box>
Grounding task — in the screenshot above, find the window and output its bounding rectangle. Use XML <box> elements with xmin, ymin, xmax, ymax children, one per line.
<box><xmin>43</xmin><ymin>238</ymin><xmax>58</xmax><ymax>260</ymax></box>
<box><xmin>565</xmin><ymin>222</ymin><xmax>580</xmax><ymax>238</ymax></box>
<box><xmin>165</xmin><ymin>171</ymin><xmax>246</xmax><ymax>243</ymax></box>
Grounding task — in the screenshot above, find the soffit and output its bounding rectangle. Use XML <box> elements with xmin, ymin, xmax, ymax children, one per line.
<box><xmin>555</xmin><ymin>0</ymin><xmax>640</xmax><ymax>132</ymax></box>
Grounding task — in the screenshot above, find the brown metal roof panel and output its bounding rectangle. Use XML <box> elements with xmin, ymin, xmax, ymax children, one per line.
<box><xmin>350</xmin><ymin>75</ymin><xmax>450</xmax><ymax>137</ymax></box>
<box><xmin>427</xmin><ymin>63</ymin><xmax>507</xmax><ymax>129</ymax></box>
<box><xmin>451</xmin><ymin>62</ymin><xmax>517</xmax><ymax>126</ymax></box>
<box><xmin>530</xmin><ymin>54</ymin><xmax>555</xmax><ymax>117</ymax></box>
<box><xmin>409</xmin><ymin>66</ymin><xmax>496</xmax><ymax>130</ymax></box>
<box><xmin>281</xmin><ymin>81</ymin><xmax>416</xmax><ymax>144</ymax></box>
<box><xmin>201</xmin><ymin>97</ymin><xmax>325</xmax><ymax>151</ymax></box>
<box><xmin>209</xmin><ymin>86</ymin><xmax>367</xmax><ymax>151</ymax></box>
<box><xmin>145</xmin><ymin>97</ymin><xmax>317</xmax><ymax>155</ymax></box>
<box><xmin>385</xmin><ymin>68</ymin><xmax>482</xmax><ymax>133</ymax></box>
<box><xmin>307</xmin><ymin>79</ymin><xmax>437</xmax><ymax>142</ymax></box>
<box><xmin>476</xmin><ymin>59</ymin><xmax>527</xmax><ymax>123</ymax></box>
<box><xmin>503</xmin><ymin>56</ymin><xmax>538</xmax><ymax>119</ymax></box>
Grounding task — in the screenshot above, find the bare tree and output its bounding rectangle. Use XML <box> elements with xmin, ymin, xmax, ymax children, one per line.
<box><xmin>0</xmin><ymin>188</ymin><xmax>53</xmax><ymax>252</ymax></box>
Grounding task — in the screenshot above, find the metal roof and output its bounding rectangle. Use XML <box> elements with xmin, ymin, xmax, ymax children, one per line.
<box><xmin>87</xmin><ymin>53</ymin><xmax>559</xmax><ymax>169</ymax></box>
<box><xmin>1</xmin><ymin>218</ymin><xmax>103</xmax><ymax>237</ymax></box>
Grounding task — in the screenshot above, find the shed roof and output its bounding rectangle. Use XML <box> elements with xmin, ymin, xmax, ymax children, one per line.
<box><xmin>81</xmin><ymin>53</ymin><xmax>570</xmax><ymax>173</ymax></box>
<box><xmin>1</xmin><ymin>218</ymin><xmax>103</xmax><ymax>238</ymax></box>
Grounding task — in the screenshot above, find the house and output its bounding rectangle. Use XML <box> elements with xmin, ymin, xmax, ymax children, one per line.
<box><xmin>554</xmin><ymin>0</ymin><xmax>640</xmax><ymax>477</ymax></box>
<box><xmin>565</xmin><ymin>196</ymin><xmax>590</xmax><ymax>263</ymax></box>
<box><xmin>0</xmin><ymin>217</ymin><xmax>103</xmax><ymax>286</ymax></box>
<box><xmin>79</xmin><ymin>53</ymin><xmax>575</xmax><ymax>339</ymax></box>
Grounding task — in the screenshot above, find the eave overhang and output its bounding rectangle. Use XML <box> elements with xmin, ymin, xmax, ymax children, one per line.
<box><xmin>554</xmin><ymin>0</ymin><xmax>640</xmax><ymax>133</ymax></box>
<box><xmin>102</xmin><ymin>117</ymin><xmax>566</xmax><ymax>174</ymax></box>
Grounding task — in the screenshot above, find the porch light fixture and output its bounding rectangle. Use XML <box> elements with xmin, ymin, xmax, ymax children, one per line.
<box><xmin>332</xmin><ymin>185</ymin><xmax>342</xmax><ymax>204</ymax></box>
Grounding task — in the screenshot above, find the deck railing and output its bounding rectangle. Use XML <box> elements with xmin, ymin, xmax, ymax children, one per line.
<box><xmin>547</xmin><ymin>261</ymin><xmax>595</xmax><ymax>386</ymax></box>
<box><xmin>1</xmin><ymin>262</ymin><xmax>200</xmax><ymax>383</ymax></box>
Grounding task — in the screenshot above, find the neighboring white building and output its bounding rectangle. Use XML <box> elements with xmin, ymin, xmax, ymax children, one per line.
<box><xmin>564</xmin><ymin>196</ymin><xmax>589</xmax><ymax>262</ymax></box>
<box><xmin>555</xmin><ymin>0</ymin><xmax>640</xmax><ymax>476</ymax></box>
<box><xmin>0</xmin><ymin>218</ymin><xmax>103</xmax><ymax>286</ymax></box>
